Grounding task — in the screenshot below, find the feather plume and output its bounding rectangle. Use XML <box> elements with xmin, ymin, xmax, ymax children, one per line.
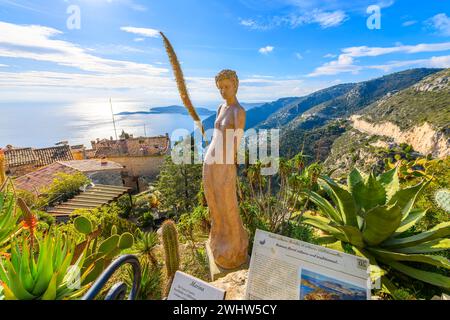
<box><xmin>160</xmin><ymin>32</ymin><xmax>208</xmax><ymax>144</ymax></box>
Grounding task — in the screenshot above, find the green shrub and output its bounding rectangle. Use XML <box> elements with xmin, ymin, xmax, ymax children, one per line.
<box><xmin>38</xmin><ymin>172</ymin><xmax>90</xmax><ymax>208</ymax></box>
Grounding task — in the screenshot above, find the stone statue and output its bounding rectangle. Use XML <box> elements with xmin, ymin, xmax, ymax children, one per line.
<box><xmin>203</xmin><ymin>69</ymin><xmax>249</xmax><ymax>270</ymax></box>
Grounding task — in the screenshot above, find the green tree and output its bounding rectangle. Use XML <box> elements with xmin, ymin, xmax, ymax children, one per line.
<box><xmin>155</xmin><ymin>149</ymin><xmax>202</xmax><ymax>217</ymax></box>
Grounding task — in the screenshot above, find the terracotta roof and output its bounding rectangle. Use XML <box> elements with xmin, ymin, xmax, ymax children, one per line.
<box><xmin>4</xmin><ymin>148</ymin><xmax>36</xmax><ymax>167</ymax></box>
<box><xmin>4</xmin><ymin>145</ymin><xmax>73</xmax><ymax>169</ymax></box>
<box><xmin>33</xmin><ymin>145</ymin><xmax>73</xmax><ymax>166</ymax></box>
<box><xmin>14</xmin><ymin>162</ymin><xmax>79</xmax><ymax>194</ymax></box>
<box><xmin>59</xmin><ymin>160</ymin><xmax>124</xmax><ymax>172</ymax></box>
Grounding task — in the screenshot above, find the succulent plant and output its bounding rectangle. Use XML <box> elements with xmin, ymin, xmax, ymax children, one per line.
<box><xmin>300</xmin><ymin>167</ymin><xmax>450</xmax><ymax>290</ymax></box>
<box><xmin>73</xmin><ymin>216</ymin><xmax>134</xmax><ymax>285</ymax></box>
<box><xmin>0</xmin><ymin>181</ymin><xmax>22</xmax><ymax>249</ymax></box>
<box><xmin>161</xmin><ymin>220</ymin><xmax>180</xmax><ymax>296</ymax></box>
<box><xmin>434</xmin><ymin>189</ymin><xmax>450</xmax><ymax>213</ymax></box>
<box><xmin>0</xmin><ymin>231</ymin><xmax>91</xmax><ymax>300</ymax></box>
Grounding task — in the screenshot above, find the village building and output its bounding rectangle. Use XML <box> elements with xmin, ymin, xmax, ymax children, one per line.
<box><xmin>86</xmin><ymin>131</ymin><xmax>171</xmax><ymax>192</ymax></box>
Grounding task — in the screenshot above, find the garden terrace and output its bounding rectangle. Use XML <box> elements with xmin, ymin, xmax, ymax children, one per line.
<box><xmin>47</xmin><ymin>184</ymin><xmax>131</xmax><ymax>221</ymax></box>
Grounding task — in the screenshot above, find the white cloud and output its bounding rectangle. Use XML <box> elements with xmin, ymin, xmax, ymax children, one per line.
<box><xmin>402</xmin><ymin>20</ymin><xmax>417</xmax><ymax>27</ymax></box>
<box><xmin>368</xmin><ymin>55</ymin><xmax>450</xmax><ymax>72</ymax></box>
<box><xmin>311</xmin><ymin>10</ymin><xmax>348</xmax><ymax>28</ymax></box>
<box><xmin>240</xmin><ymin>9</ymin><xmax>348</xmax><ymax>30</ymax></box>
<box><xmin>324</xmin><ymin>53</ymin><xmax>337</xmax><ymax>58</ymax></box>
<box><xmin>426</xmin><ymin>13</ymin><xmax>450</xmax><ymax>37</ymax></box>
<box><xmin>0</xmin><ymin>21</ymin><xmax>166</xmax><ymax>75</ymax></box>
<box><xmin>134</xmin><ymin>38</ymin><xmax>145</xmax><ymax>42</ymax></box>
<box><xmin>295</xmin><ymin>52</ymin><xmax>303</xmax><ymax>59</ymax></box>
<box><xmin>120</xmin><ymin>26</ymin><xmax>160</xmax><ymax>38</ymax></box>
<box><xmin>309</xmin><ymin>42</ymin><xmax>450</xmax><ymax>76</ymax></box>
<box><xmin>259</xmin><ymin>46</ymin><xmax>274</xmax><ymax>54</ymax></box>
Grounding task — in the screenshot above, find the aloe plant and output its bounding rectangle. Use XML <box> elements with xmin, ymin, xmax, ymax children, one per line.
<box><xmin>0</xmin><ymin>181</ymin><xmax>22</xmax><ymax>249</ymax></box>
<box><xmin>0</xmin><ymin>231</ymin><xmax>91</xmax><ymax>300</ymax></box>
<box><xmin>299</xmin><ymin>167</ymin><xmax>450</xmax><ymax>289</ymax></box>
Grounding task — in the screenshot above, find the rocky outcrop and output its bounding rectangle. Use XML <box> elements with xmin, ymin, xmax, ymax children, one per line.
<box><xmin>210</xmin><ymin>270</ymin><xmax>248</xmax><ymax>300</ymax></box>
<box><xmin>351</xmin><ymin>116</ymin><xmax>449</xmax><ymax>158</ymax></box>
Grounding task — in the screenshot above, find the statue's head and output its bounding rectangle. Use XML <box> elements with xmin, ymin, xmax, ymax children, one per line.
<box><xmin>215</xmin><ymin>69</ymin><xmax>239</xmax><ymax>100</ymax></box>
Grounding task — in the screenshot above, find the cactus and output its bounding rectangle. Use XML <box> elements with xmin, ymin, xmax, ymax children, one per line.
<box><xmin>111</xmin><ymin>225</ymin><xmax>118</xmax><ymax>235</ymax></box>
<box><xmin>118</xmin><ymin>232</ymin><xmax>134</xmax><ymax>249</ymax></box>
<box><xmin>71</xmin><ymin>216</ymin><xmax>134</xmax><ymax>285</ymax></box>
<box><xmin>435</xmin><ymin>189</ymin><xmax>450</xmax><ymax>213</ymax></box>
<box><xmin>161</xmin><ymin>220</ymin><xmax>180</xmax><ymax>297</ymax></box>
<box><xmin>74</xmin><ymin>216</ymin><xmax>93</xmax><ymax>235</ymax></box>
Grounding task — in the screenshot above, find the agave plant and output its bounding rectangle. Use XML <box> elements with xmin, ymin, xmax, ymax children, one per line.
<box><xmin>299</xmin><ymin>167</ymin><xmax>450</xmax><ymax>289</ymax></box>
<box><xmin>0</xmin><ymin>231</ymin><xmax>92</xmax><ymax>300</ymax></box>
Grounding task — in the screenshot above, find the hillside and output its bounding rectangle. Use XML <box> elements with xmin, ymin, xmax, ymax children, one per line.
<box><xmin>201</xmin><ymin>97</ymin><xmax>302</xmax><ymax>132</ymax></box>
<box><xmin>359</xmin><ymin>69</ymin><xmax>450</xmax><ymax>131</ymax></box>
<box><xmin>278</xmin><ymin>68</ymin><xmax>443</xmax><ymax>159</ymax></box>
<box><xmin>325</xmin><ymin>69</ymin><xmax>450</xmax><ymax>174</ymax></box>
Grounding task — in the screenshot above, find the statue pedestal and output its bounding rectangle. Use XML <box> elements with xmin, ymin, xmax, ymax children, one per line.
<box><xmin>205</xmin><ymin>240</ymin><xmax>250</xmax><ymax>282</ymax></box>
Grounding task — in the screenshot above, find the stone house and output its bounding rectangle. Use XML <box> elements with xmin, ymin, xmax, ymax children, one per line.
<box><xmin>87</xmin><ymin>133</ymin><xmax>171</xmax><ymax>192</ymax></box>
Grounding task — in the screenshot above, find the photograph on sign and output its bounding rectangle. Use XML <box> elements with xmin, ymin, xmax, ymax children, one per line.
<box><xmin>245</xmin><ymin>229</ymin><xmax>371</xmax><ymax>300</ymax></box>
<box><xmin>299</xmin><ymin>268</ymin><xmax>367</xmax><ymax>300</ymax></box>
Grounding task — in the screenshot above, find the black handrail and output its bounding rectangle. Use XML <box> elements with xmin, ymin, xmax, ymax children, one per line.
<box><xmin>82</xmin><ymin>254</ymin><xmax>141</xmax><ymax>300</ymax></box>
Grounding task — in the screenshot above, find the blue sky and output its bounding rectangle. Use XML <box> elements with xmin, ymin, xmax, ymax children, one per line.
<box><xmin>0</xmin><ymin>0</ymin><xmax>449</xmax><ymax>106</ymax></box>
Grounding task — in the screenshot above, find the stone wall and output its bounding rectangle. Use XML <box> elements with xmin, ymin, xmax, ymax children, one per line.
<box><xmin>106</xmin><ymin>155</ymin><xmax>166</xmax><ymax>191</ymax></box>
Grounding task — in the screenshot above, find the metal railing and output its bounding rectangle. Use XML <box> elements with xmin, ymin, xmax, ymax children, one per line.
<box><xmin>82</xmin><ymin>255</ymin><xmax>141</xmax><ymax>300</ymax></box>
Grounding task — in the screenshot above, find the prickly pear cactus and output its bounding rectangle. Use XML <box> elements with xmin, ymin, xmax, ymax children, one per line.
<box><xmin>72</xmin><ymin>215</ymin><xmax>135</xmax><ymax>285</ymax></box>
<box><xmin>74</xmin><ymin>216</ymin><xmax>93</xmax><ymax>235</ymax></box>
<box><xmin>435</xmin><ymin>189</ymin><xmax>450</xmax><ymax>213</ymax></box>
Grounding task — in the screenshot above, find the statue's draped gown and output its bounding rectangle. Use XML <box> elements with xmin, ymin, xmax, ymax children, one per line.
<box><xmin>203</xmin><ymin>105</ymin><xmax>248</xmax><ymax>269</ymax></box>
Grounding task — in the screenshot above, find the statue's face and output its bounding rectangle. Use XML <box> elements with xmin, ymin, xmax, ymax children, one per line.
<box><xmin>217</xmin><ymin>79</ymin><xmax>237</xmax><ymax>100</ymax></box>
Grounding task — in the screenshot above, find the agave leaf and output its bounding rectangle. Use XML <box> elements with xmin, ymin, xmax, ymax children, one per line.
<box><xmin>301</xmin><ymin>213</ymin><xmax>347</xmax><ymax>242</ymax></box>
<box><xmin>303</xmin><ymin>191</ymin><xmax>343</xmax><ymax>223</ymax></box>
<box><xmin>392</xmin><ymin>238</ymin><xmax>450</xmax><ymax>254</ymax></box>
<box><xmin>316</xmin><ymin>236</ymin><xmax>338</xmax><ymax>245</ymax></box>
<box><xmin>388</xmin><ymin>181</ymin><xmax>428</xmax><ymax>217</ymax></box>
<box><xmin>333</xmin><ymin>224</ymin><xmax>365</xmax><ymax>248</ymax></box>
<box><xmin>320</xmin><ymin>177</ymin><xmax>358</xmax><ymax>227</ymax></box>
<box><xmin>353</xmin><ymin>172</ymin><xmax>387</xmax><ymax>212</ymax></box>
<box><xmin>324</xmin><ymin>241</ymin><xmax>346</xmax><ymax>252</ymax></box>
<box><xmin>368</xmin><ymin>248</ymin><xmax>450</xmax><ymax>269</ymax></box>
<box><xmin>377</xmin><ymin>166</ymin><xmax>399</xmax><ymax>202</ymax></box>
<box><xmin>362</xmin><ymin>204</ymin><xmax>402</xmax><ymax>246</ymax></box>
<box><xmin>393</xmin><ymin>208</ymin><xmax>428</xmax><ymax>236</ymax></box>
<box><xmin>347</xmin><ymin>168</ymin><xmax>364</xmax><ymax>195</ymax></box>
<box><xmin>377</xmin><ymin>258</ymin><xmax>450</xmax><ymax>289</ymax></box>
<box><xmin>41</xmin><ymin>273</ymin><xmax>58</xmax><ymax>300</ymax></box>
<box><xmin>382</xmin><ymin>222</ymin><xmax>450</xmax><ymax>248</ymax></box>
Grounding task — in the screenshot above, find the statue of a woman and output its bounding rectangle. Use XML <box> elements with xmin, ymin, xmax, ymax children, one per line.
<box><xmin>203</xmin><ymin>69</ymin><xmax>249</xmax><ymax>270</ymax></box>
